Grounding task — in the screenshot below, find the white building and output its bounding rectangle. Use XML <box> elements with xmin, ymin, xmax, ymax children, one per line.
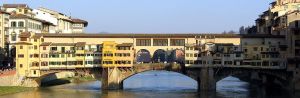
<box><xmin>8</xmin><ymin>14</ymin><xmax>53</xmax><ymax>45</ymax></box>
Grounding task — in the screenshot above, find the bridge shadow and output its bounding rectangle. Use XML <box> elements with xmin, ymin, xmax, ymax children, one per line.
<box><xmin>40</xmin><ymin>72</ymin><xmax>75</xmax><ymax>87</ymax></box>
<box><xmin>41</xmin><ymin>79</ymin><xmax>71</xmax><ymax>87</ymax></box>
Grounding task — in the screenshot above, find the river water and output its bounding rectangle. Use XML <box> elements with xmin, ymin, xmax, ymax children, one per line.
<box><xmin>1</xmin><ymin>71</ymin><xmax>300</xmax><ymax>98</ymax></box>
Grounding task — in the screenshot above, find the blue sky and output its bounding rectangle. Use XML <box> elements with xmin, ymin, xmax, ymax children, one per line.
<box><xmin>1</xmin><ymin>0</ymin><xmax>274</xmax><ymax>33</ymax></box>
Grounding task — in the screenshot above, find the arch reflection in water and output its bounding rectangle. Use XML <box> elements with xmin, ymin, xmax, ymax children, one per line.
<box><xmin>123</xmin><ymin>71</ymin><xmax>197</xmax><ymax>91</ymax></box>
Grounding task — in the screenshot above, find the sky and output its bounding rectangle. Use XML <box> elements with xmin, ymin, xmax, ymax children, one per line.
<box><xmin>1</xmin><ymin>0</ymin><xmax>274</xmax><ymax>34</ymax></box>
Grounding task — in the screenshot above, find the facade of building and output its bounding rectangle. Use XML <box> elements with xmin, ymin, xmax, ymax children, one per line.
<box><xmin>253</xmin><ymin>0</ymin><xmax>300</xmax><ymax>73</ymax></box>
<box><xmin>14</xmin><ymin>33</ymin><xmax>287</xmax><ymax>77</ymax></box>
<box><xmin>0</xmin><ymin>10</ymin><xmax>10</xmax><ymax>48</ymax></box>
<box><xmin>35</xmin><ymin>7</ymin><xmax>87</xmax><ymax>34</ymax></box>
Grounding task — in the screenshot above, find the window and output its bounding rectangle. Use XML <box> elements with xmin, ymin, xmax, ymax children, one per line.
<box><xmin>34</xmin><ymin>39</ymin><xmax>37</xmax><ymax>42</ymax></box>
<box><xmin>136</xmin><ymin>39</ymin><xmax>151</xmax><ymax>46</ymax></box>
<box><xmin>41</xmin><ymin>54</ymin><xmax>48</xmax><ymax>58</ymax></box>
<box><xmin>253</xmin><ymin>47</ymin><xmax>258</xmax><ymax>51</ymax></box>
<box><xmin>20</xmin><ymin>46</ymin><xmax>23</xmax><ymax>49</ymax></box>
<box><xmin>18</xmin><ymin>21</ymin><xmax>24</xmax><ymax>27</ymax></box>
<box><xmin>20</xmin><ymin>38</ymin><xmax>27</xmax><ymax>41</ymax></box>
<box><xmin>153</xmin><ymin>39</ymin><xmax>168</xmax><ymax>46</ymax></box>
<box><xmin>34</xmin><ymin>45</ymin><xmax>37</xmax><ymax>50</ymax></box>
<box><xmin>61</xmin><ymin>47</ymin><xmax>65</xmax><ymax>52</ymax></box>
<box><xmin>236</xmin><ymin>54</ymin><xmax>241</xmax><ymax>57</ymax></box>
<box><xmin>43</xmin><ymin>47</ymin><xmax>46</xmax><ymax>50</ymax></box>
<box><xmin>11</xmin><ymin>21</ymin><xmax>16</xmax><ymax>27</ymax></box>
<box><xmin>51</xmin><ymin>47</ymin><xmax>57</xmax><ymax>51</ymax></box>
<box><xmin>244</xmin><ymin>49</ymin><xmax>248</xmax><ymax>52</ymax></box>
<box><xmin>11</xmin><ymin>34</ymin><xmax>16</xmax><ymax>41</ymax></box>
<box><xmin>170</xmin><ymin>39</ymin><xmax>185</xmax><ymax>46</ymax></box>
<box><xmin>34</xmin><ymin>54</ymin><xmax>39</xmax><ymax>58</ymax></box>
<box><xmin>20</xmin><ymin>64</ymin><xmax>23</xmax><ymax>68</ymax></box>
<box><xmin>18</xmin><ymin>54</ymin><xmax>24</xmax><ymax>58</ymax></box>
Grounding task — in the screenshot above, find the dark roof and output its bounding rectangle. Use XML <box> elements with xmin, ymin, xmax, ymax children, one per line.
<box><xmin>32</xmin><ymin>35</ymin><xmax>42</xmax><ymax>39</ymax></box>
<box><xmin>14</xmin><ymin>42</ymin><xmax>32</xmax><ymax>45</ymax></box>
<box><xmin>71</xmin><ymin>18</ymin><xmax>88</xmax><ymax>27</ymax></box>
<box><xmin>61</xmin><ymin>18</ymin><xmax>73</xmax><ymax>22</ymax></box>
<box><xmin>0</xmin><ymin>10</ymin><xmax>10</xmax><ymax>14</ymax></box>
<box><xmin>51</xmin><ymin>43</ymin><xmax>76</xmax><ymax>46</ymax></box>
<box><xmin>10</xmin><ymin>14</ymin><xmax>54</xmax><ymax>25</ymax></box>
<box><xmin>117</xmin><ymin>43</ymin><xmax>133</xmax><ymax>47</ymax></box>
<box><xmin>40</xmin><ymin>42</ymin><xmax>52</xmax><ymax>46</ymax></box>
<box><xmin>75</xmin><ymin>42</ymin><xmax>86</xmax><ymax>47</ymax></box>
<box><xmin>215</xmin><ymin>43</ymin><xmax>234</xmax><ymax>46</ymax></box>
<box><xmin>3</xmin><ymin>4</ymin><xmax>28</xmax><ymax>8</ymax></box>
<box><xmin>19</xmin><ymin>32</ymin><xmax>31</xmax><ymax>38</ymax></box>
<box><xmin>240</xmin><ymin>34</ymin><xmax>285</xmax><ymax>38</ymax></box>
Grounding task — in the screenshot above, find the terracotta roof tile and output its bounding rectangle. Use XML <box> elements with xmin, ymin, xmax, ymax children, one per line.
<box><xmin>19</xmin><ymin>32</ymin><xmax>31</xmax><ymax>38</ymax></box>
<box><xmin>71</xmin><ymin>18</ymin><xmax>88</xmax><ymax>26</ymax></box>
<box><xmin>117</xmin><ymin>43</ymin><xmax>133</xmax><ymax>47</ymax></box>
<box><xmin>75</xmin><ymin>42</ymin><xmax>86</xmax><ymax>47</ymax></box>
<box><xmin>3</xmin><ymin>4</ymin><xmax>28</xmax><ymax>8</ymax></box>
<box><xmin>40</xmin><ymin>42</ymin><xmax>52</xmax><ymax>46</ymax></box>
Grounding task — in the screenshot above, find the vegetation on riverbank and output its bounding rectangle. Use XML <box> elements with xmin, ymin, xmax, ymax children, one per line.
<box><xmin>0</xmin><ymin>86</ymin><xmax>34</xmax><ymax>95</ymax></box>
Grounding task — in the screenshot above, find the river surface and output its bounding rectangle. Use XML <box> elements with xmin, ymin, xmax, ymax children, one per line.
<box><xmin>1</xmin><ymin>71</ymin><xmax>300</xmax><ymax>98</ymax></box>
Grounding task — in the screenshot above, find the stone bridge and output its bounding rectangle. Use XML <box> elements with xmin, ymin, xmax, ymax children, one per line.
<box><xmin>27</xmin><ymin>63</ymin><xmax>298</xmax><ymax>91</ymax></box>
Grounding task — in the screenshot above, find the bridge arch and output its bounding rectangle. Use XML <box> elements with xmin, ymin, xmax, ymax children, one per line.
<box><xmin>152</xmin><ymin>49</ymin><xmax>168</xmax><ymax>63</ymax></box>
<box><xmin>121</xmin><ymin>69</ymin><xmax>197</xmax><ymax>83</ymax></box>
<box><xmin>36</xmin><ymin>71</ymin><xmax>76</xmax><ymax>86</ymax></box>
<box><xmin>122</xmin><ymin>70</ymin><xmax>198</xmax><ymax>89</ymax></box>
<box><xmin>214</xmin><ymin>68</ymin><xmax>290</xmax><ymax>89</ymax></box>
<box><xmin>136</xmin><ymin>49</ymin><xmax>151</xmax><ymax>63</ymax></box>
<box><xmin>168</xmin><ymin>49</ymin><xmax>185</xmax><ymax>63</ymax></box>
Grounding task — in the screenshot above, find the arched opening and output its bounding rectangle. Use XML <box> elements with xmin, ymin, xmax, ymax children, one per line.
<box><xmin>216</xmin><ymin>71</ymin><xmax>289</xmax><ymax>94</ymax></box>
<box><xmin>168</xmin><ymin>49</ymin><xmax>185</xmax><ymax>63</ymax></box>
<box><xmin>39</xmin><ymin>71</ymin><xmax>75</xmax><ymax>87</ymax></box>
<box><xmin>136</xmin><ymin>49</ymin><xmax>151</xmax><ymax>63</ymax></box>
<box><xmin>123</xmin><ymin>70</ymin><xmax>197</xmax><ymax>91</ymax></box>
<box><xmin>153</xmin><ymin>49</ymin><xmax>167</xmax><ymax>63</ymax></box>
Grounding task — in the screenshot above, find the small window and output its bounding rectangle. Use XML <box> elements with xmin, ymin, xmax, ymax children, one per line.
<box><xmin>20</xmin><ymin>64</ymin><xmax>23</xmax><ymax>68</ymax></box>
<box><xmin>20</xmin><ymin>46</ymin><xmax>23</xmax><ymax>49</ymax></box>
<box><xmin>34</xmin><ymin>45</ymin><xmax>37</xmax><ymax>50</ymax></box>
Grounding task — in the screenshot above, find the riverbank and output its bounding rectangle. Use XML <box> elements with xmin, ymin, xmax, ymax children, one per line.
<box><xmin>0</xmin><ymin>86</ymin><xmax>34</xmax><ymax>95</ymax></box>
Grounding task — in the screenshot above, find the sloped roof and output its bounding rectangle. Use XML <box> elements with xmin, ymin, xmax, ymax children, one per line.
<box><xmin>71</xmin><ymin>18</ymin><xmax>88</xmax><ymax>27</ymax></box>
<box><xmin>3</xmin><ymin>4</ymin><xmax>28</xmax><ymax>8</ymax></box>
<box><xmin>117</xmin><ymin>43</ymin><xmax>133</xmax><ymax>47</ymax></box>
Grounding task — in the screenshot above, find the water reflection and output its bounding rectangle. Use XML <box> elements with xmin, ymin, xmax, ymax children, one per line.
<box><xmin>1</xmin><ymin>71</ymin><xmax>300</xmax><ymax>98</ymax></box>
